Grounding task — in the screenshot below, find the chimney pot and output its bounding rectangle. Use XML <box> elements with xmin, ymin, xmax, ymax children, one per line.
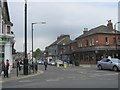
<box><xmin>107</xmin><ymin>20</ymin><xmax>113</xmax><ymax>30</ymax></box>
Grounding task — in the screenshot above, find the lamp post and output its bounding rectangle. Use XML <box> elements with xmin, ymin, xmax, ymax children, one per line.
<box><xmin>23</xmin><ymin>0</ymin><xmax>28</xmax><ymax>75</ymax></box>
<box><xmin>31</xmin><ymin>22</ymin><xmax>46</xmax><ymax>63</ymax></box>
<box><xmin>114</xmin><ymin>22</ymin><xmax>120</xmax><ymax>58</ymax></box>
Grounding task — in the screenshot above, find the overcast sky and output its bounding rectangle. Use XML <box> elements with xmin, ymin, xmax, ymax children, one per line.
<box><xmin>7</xmin><ymin>0</ymin><xmax>119</xmax><ymax>52</ymax></box>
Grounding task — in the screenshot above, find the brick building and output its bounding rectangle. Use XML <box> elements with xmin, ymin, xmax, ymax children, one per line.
<box><xmin>73</xmin><ymin>20</ymin><xmax>120</xmax><ymax>64</ymax></box>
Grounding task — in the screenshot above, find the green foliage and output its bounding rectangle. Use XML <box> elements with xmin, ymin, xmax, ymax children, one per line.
<box><xmin>33</xmin><ymin>48</ymin><xmax>42</xmax><ymax>58</ymax></box>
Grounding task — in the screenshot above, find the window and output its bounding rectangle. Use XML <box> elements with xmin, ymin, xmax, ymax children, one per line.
<box><xmin>85</xmin><ymin>40</ymin><xmax>88</xmax><ymax>47</ymax></box>
<box><xmin>102</xmin><ymin>58</ymin><xmax>107</xmax><ymax>62</ymax></box>
<box><xmin>90</xmin><ymin>38</ymin><xmax>95</xmax><ymax>46</ymax></box>
<box><xmin>78</xmin><ymin>40</ymin><xmax>82</xmax><ymax>47</ymax></box>
<box><xmin>0</xmin><ymin>45</ymin><xmax>4</xmax><ymax>52</ymax></box>
<box><xmin>7</xmin><ymin>26</ymin><xmax>11</xmax><ymax>34</ymax></box>
<box><xmin>105</xmin><ymin>37</ymin><xmax>109</xmax><ymax>45</ymax></box>
<box><xmin>113</xmin><ymin>37</ymin><xmax>116</xmax><ymax>44</ymax></box>
<box><xmin>2</xmin><ymin>21</ymin><xmax>4</xmax><ymax>33</ymax></box>
<box><xmin>118</xmin><ymin>37</ymin><xmax>120</xmax><ymax>45</ymax></box>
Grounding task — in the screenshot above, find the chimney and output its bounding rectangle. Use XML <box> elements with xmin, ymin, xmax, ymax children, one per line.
<box><xmin>107</xmin><ymin>20</ymin><xmax>113</xmax><ymax>30</ymax></box>
<box><xmin>83</xmin><ymin>28</ymin><xmax>88</xmax><ymax>34</ymax></box>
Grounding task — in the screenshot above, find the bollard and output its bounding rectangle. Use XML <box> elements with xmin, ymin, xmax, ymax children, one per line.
<box><xmin>57</xmin><ymin>63</ymin><xmax>59</xmax><ymax>67</ymax></box>
<box><xmin>64</xmin><ymin>63</ymin><xmax>67</xmax><ymax>68</ymax></box>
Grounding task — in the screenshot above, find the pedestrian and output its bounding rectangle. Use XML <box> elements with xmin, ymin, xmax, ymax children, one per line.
<box><xmin>44</xmin><ymin>60</ymin><xmax>48</xmax><ymax>70</ymax></box>
<box><xmin>5</xmin><ymin>59</ymin><xmax>10</xmax><ymax>78</ymax></box>
<box><xmin>35</xmin><ymin>61</ymin><xmax>38</xmax><ymax>72</ymax></box>
<box><xmin>17</xmin><ymin>60</ymin><xmax>21</xmax><ymax>71</ymax></box>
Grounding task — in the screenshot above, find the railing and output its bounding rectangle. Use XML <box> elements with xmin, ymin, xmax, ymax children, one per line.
<box><xmin>16</xmin><ymin>63</ymin><xmax>38</xmax><ymax>77</ymax></box>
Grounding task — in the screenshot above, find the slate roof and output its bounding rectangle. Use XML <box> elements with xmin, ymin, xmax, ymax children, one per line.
<box><xmin>76</xmin><ymin>25</ymin><xmax>120</xmax><ymax>40</ymax></box>
<box><xmin>49</xmin><ymin>35</ymin><xmax>71</xmax><ymax>46</ymax></box>
<box><xmin>65</xmin><ymin>40</ymin><xmax>77</xmax><ymax>46</ymax></box>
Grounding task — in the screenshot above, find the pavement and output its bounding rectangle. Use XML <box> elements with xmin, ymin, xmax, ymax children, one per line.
<box><xmin>0</xmin><ymin>66</ymin><xmax>44</xmax><ymax>83</ymax></box>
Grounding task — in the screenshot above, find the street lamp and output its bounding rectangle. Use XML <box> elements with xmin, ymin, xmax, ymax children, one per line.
<box><xmin>114</xmin><ymin>22</ymin><xmax>120</xmax><ymax>58</ymax></box>
<box><xmin>31</xmin><ymin>22</ymin><xmax>46</xmax><ymax>63</ymax></box>
<box><xmin>24</xmin><ymin>0</ymin><xmax>28</xmax><ymax>75</ymax></box>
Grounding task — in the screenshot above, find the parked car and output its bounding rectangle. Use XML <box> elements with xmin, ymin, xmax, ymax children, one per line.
<box><xmin>55</xmin><ymin>60</ymin><xmax>63</xmax><ymax>66</ymax></box>
<box><xmin>63</xmin><ymin>60</ymin><xmax>70</xmax><ymax>64</ymax></box>
<box><xmin>37</xmin><ymin>61</ymin><xmax>44</xmax><ymax>65</ymax></box>
<box><xmin>49</xmin><ymin>61</ymin><xmax>55</xmax><ymax>66</ymax></box>
<box><xmin>97</xmin><ymin>58</ymin><xmax>120</xmax><ymax>71</ymax></box>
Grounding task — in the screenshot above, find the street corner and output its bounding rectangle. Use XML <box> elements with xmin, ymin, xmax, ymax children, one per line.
<box><xmin>1</xmin><ymin>70</ymin><xmax>44</xmax><ymax>83</ymax></box>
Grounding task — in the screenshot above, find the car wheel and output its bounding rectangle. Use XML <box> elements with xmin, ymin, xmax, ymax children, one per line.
<box><xmin>113</xmin><ymin>66</ymin><xmax>118</xmax><ymax>72</ymax></box>
<box><xmin>98</xmin><ymin>65</ymin><xmax>102</xmax><ymax>70</ymax></box>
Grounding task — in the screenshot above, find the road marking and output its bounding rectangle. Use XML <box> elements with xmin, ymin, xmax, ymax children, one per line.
<box><xmin>19</xmin><ymin>80</ymin><xmax>32</xmax><ymax>83</ymax></box>
<box><xmin>46</xmin><ymin>79</ymin><xmax>59</xmax><ymax>82</ymax></box>
<box><xmin>46</xmin><ymin>77</ymin><xmax>64</xmax><ymax>82</ymax></box>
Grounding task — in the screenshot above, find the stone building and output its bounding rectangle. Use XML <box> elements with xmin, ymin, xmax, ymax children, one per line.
<box><xmin>45</xmin><ymin>34</ymin><xmax>71</xmax><ymax>61</ymax></box>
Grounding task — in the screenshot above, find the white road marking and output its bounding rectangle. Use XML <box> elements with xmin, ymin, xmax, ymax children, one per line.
<box><xmin>46</xmin><ymin>77</ymin><xmax>64</xmax><ymax>82</ymax></box>
<box><xmin>18</xmin><ymin>80</ymin><xmax>32</xmax><ymax>83</ymax></box>
<box><xmin>46</xmin><ymin>79</ymin><xmax>59</xmax><ymax>82</ymax></box>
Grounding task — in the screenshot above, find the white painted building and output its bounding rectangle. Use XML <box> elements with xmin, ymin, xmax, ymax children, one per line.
<box><xmin>0</xmin><ymin>0</ymin><xmax>15</xmax><ymax>72</ymax></box>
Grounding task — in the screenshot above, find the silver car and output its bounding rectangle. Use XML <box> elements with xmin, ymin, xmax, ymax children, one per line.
<box><xmin>97</xmin><ymin>58</ymin><xmax>120</xmax><ymax>71</ymax></box>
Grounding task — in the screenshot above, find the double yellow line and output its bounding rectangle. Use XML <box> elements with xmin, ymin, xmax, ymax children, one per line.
<box><xmin>0</xmin><ymin>70</ymin><xmax>44</xmax><ymax>83</ymax></box>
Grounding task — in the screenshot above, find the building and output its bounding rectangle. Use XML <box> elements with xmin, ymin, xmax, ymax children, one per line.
<box><xmin>73</xmin><ymin>20</ymin><xmax>120</xmax><ymax>64</ymax></box>
<box><xmin>59</xmin><ymin>40</ymin><xmax>77</xmax><ymax>61</ymax></box>
<box><xmin>45</xmin><ymin>34</ymin><xmax>71</xmax><ymax>61</ymax></box>
<box><xmin>0</xmin><ymin>0</ymin><xmax>15</xmax><ymax>72</ymax></box>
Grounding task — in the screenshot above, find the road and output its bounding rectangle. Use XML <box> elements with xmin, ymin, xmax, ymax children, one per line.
<box><xmin>2</xmin><ymin>65</ymin><xmax>119</xmax><ymax>88</ymax></box>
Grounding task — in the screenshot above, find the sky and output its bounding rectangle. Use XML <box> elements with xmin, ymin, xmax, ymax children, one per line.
<box><xmin>7</xmin><ymin>0</ymin><xmax>119</xmax><ymax>52</ymax></box>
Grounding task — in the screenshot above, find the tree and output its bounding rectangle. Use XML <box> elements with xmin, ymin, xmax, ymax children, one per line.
<box><xmin>33</xmin><ymin>48</ymin><xmax>42</xmax><ymax>58</ymax></box>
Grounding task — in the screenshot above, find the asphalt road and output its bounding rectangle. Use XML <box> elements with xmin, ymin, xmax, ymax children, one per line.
<box><xmin>2</xmin><ymin>65</ymin><xmax>119</xmax><ymax>88</ymax></box>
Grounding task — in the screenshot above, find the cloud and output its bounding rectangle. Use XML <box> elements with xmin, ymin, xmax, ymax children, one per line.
<box><xmin>8</xmin><ymin>1</ymin><xmax>118</xmax><ymax>52</ymax></box>
<box><xmin>8</xmin><ymin>0</ymin><xmax>120</xmax><ymax>2</ymax></box>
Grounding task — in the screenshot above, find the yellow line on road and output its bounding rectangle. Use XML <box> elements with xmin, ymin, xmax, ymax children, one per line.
<box><xmin>0</xmin><ymin>70</ymin><xmax>44</xmax><ymax>83</ymax></box>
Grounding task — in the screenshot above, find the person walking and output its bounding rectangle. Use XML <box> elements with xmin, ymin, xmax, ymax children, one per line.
<box><xmin>44</xmin><ymin>60</ymin><xmax>48</xmax><ymax>70</ymax></box>
<box><xmin>5</xmin><ymin>59</ymin><xmax>10</xmax><ymax>78</ymax></box>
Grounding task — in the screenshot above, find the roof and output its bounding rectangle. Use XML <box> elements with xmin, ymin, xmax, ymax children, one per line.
<box><xmin>3</xmin><ymin>1</ymin><xmax>13</xmax><ymax>26</ymax></box>
<box><xmin>65</xmin><ymin>40</ymin><xmax>77</xmax><ymax>45</ymax></box>
<box><xmin>49</xmin><ymin>35</ymin><xmax>71</xmax><ymax>46</ymax></box>
<box><xmin>76</xmin><ymin>25</ymin><xmax>120</xmax><ymax>40</ymax></box>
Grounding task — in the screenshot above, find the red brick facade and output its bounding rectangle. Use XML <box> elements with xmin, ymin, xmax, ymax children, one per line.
<box><xmin>59</xmin><ymin>21</ymin><xmax>120</xmax><ymax>64</ymax></box>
